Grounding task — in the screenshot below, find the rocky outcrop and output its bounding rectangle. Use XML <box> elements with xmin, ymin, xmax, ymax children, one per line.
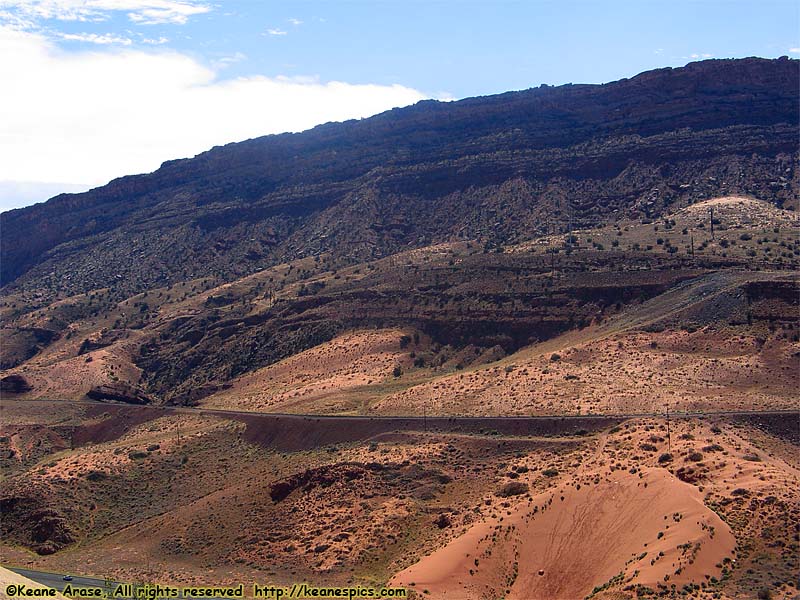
<box><xmin>77</xmin><ymin>329</ymin><xmax>129</xmax><ymax>355</ymax></box>
<box><xmin>0</xmin><ymin>496</ymin><xmax>76</xmax><ymax>555</ymax></box>
<box><xmin>86</xmin><ymin>383</ymin><xmax>153</xmax><ymax>405</ymax></box>
<box><xmin>0</xmin><ymin>374</ymin><xmax>33</xmax><ymax>394</ymax></box>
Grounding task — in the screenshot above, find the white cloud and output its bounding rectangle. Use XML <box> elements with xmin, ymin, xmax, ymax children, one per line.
<box><xmin>58</xmin><ymin>31</ymin><xmax>132</xmax><ymax>44</ymax></box>
<box><xmin>212</xmin><ymin>50</ymin><xmax>245</xmax><ymax>69</ymax></box>
<box><xmin>687</xmin><ymin>52</ymin><xmax>713</xmax><ymax>59</ymax></box>
<box><xmin>266</xmin><ymin>27</ymin><xmax>286</xmax><ymax>36</ymax></box>
<box><xmin>0</xmin><ymin>0</ymin><xmax>210</xmax><ymax>26</ymax></box>
<box><xmin>0</xmin><ymin>26</ymin><xmax>430</xmax><ymax>189</ymax></box>
<box><xmin>288</xmin><ymin>17</ymin><xmax>302</xmax><ymax>26</ymax></box>
<box><xmin>789</xmin><ymin>47</ymin><xmax>800</xmax><ymax>54</ymax></box>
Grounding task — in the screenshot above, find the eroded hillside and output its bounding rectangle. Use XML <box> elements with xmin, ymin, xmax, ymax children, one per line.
<box><xmin>1</xmin><ymin>402</ymin><xmax>797</xmax><ymax>599</ymax></box>
<box><xmin>2</xmin><ymin>196</ymin><xmax>797</xmax><ymax>418</ymax></box>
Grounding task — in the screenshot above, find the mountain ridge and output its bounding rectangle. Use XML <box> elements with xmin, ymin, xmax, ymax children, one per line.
<box><xmin>2</xmin><ymin>57</ymin><xmax>798</xmax><ymax>297</ymax></box>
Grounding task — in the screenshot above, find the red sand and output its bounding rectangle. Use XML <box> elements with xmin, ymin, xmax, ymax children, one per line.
<box><xmin>392</xmin><ymin>468</ymin><xmax>735</xmax><ymax>599</ymax></box>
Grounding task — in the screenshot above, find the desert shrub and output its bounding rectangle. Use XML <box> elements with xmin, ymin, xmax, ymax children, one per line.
<box><xmin>549</xmin><ymin>353</ymin><xmax>561</xmax><ymax>362</ymax></box>
<box><xmin>640</xmin><ymin>443</ymin><xmax>658</xmax><ymax>452</ymax></box>
<box><xmin>702</xmin><ymin>444</ymin><xmax>723</xmax><ymax>452</ymax></box>
<box><xmin>434</xmin><ymin>514</ymin><xmax>451</xmax><ymax>529</ymax></box>
<box><xmin>742</xmin><ymin>453</ymin><xmax>761</xmax><ymax>462</ymax></box>
<box><xmin>146</xmin><ymin>444</ymin><xmax>160</xmax><ymax>452</ymax></box>
<box><xmin>687</xmin><ymin>452</ymin><xmax>703</xmax><ymax>462</ymax></box>
<box><xmin>85</xmin><ymin>470</ymin><xmax>107</xmax><ymax>481</ymax></box>
<box><xmin>658</xmin><ymin>453</ymin><xmax>673</xmax><ymax>464</ymax></box>
<box><xmin>542</xmin><ymin>468</ymin><xmax>559</xmax><ymax>477</ymax></box>
<box><xmin>128</xmin><ymin>450</ymin><xmax>148</xmax><ymax>460</ymax></box>
<box><xmin>496</xmin><ymin>481</ymin><xmax>529</xmax><ymax>497</ymax></box>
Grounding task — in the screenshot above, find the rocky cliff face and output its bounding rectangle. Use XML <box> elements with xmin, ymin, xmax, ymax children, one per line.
<box><xmin>134</xmin><ymin>251</ymin><xmax>707</xmax><ymax>403</ymax></box>
<box><xmin>2</xmin><ymin>58</ymin><xmax>798</xmax><ymax>299</ymax></box>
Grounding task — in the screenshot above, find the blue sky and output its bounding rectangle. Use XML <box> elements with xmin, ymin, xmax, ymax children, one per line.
<box><xmin>0</xmin><ymin>0</ymin><xmax>798</xmax><ymax>211</ymax></box>
<box><xmin>158</xmin><ymin>0</ymin><xmax>800</xmax><ymax>97</ymax></box>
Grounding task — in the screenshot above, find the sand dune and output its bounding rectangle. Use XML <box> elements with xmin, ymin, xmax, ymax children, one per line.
<box><xmin>392</xmin><ymin>468</ymin><xmax>735</xmax><ymax>599</ymax></box>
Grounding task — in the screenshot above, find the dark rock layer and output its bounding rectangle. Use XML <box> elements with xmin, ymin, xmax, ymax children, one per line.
<box><xmin>86</xmin><ymin>383</ymin><xmax>153</xmax><ymax>405</ymax></box>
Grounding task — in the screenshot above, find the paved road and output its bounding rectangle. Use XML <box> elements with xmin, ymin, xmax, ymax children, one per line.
<box><xmin>5</xmin><ymin>397</ymin><xmax>799</xmax><ymax>421</ymax></box>
<box><xmin>6</xmin><ymin>398</ymin><xmax>797</xmax><ymax>451</ymax></box>
<box><xmin>5</xmin><ymin>567</ymin><xmax>123</xmax><ymax>595</ymax></box>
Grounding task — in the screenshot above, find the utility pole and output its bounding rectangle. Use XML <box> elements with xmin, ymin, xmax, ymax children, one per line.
<box><xmin>690</xmin><ymin>236</ymin><xmax>694</xmax><ymax>256</ymax></box>
<box><xmin>710</xmin><ymin>207</ymin><xmax>715</xmax><ymax>239</ymax></box>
